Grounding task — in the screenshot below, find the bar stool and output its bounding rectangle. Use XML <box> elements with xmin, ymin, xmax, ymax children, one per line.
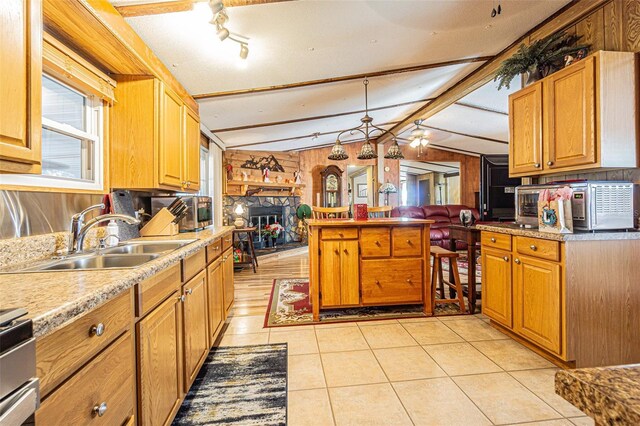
<box><xmin>430</xmin><ymin>246</ymin><xmax>466</xmax><ymax>313</ymax></box>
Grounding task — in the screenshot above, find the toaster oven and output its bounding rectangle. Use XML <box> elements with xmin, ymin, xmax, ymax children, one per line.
<box><xmin>515</xmin><ymin>181</ymin><xmax>637</xmax><ymax>231</ymax></box>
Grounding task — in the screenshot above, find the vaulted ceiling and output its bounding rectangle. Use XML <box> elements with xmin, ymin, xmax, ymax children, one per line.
<box><xmin>110</xmin><ymin>0</ymin><xmax>569</xmax><ymax>155</ymax></box>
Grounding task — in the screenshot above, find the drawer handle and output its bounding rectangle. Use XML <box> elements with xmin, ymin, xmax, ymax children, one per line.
<box><xmin>547</xmin><ymin>161</ymin><xmax>554</xmax><ymax>166</ymax></box>
<box><xmin>529</xmin><ymin>245</ymin><xmax>537</xmax><ymax>251</ymax></box>
<box><xmin>89</xmin><ymin>323</ymin><xmax>105</xmax><ymax>337</ymax></box>
<box><xmin>375</xmin><ymin>240</ymin><xmax>380</xmax><ymax>246</ymax></box>
<box><xmin>339</xmin><ymin>233</ymin><xmax>344</xmax><ymax>237</ymax></box>
<box><xmin>406</xmin><ymin>239</ymin><xmax>412</xmax><ymax>245</ymax></box>
<box><xmin>406</xmin><ymin>279</ymin><xmax>412</xmax><ymax>284</ymax></box>
<box><xmin>491</xmin><ymin>238</ymin><xmax>497</xmax><ymax>243</ymax></box>
<box><xmin>515</xmin><ymin>258</ymin><xmax>521</xmax><ymax>264</ymax></box>
<box><xmin>93</xmin><ymin>402</ymin><xmax>107</xmax><ymax>417</ymax></box>
<box><xmin>375</xmin><ymin>280</ymin><xmax>381</xmax><ymax>286</ymax></box>
<box><xmin>334</xmin><ymin>249</ymin><xmax>340</xmax><ymax>255</ymax></box>
<box><xmin>213</xmin><ymin>246</ymin><xmax>220</xmax><ymax>250</ymax></box>
<box><xmin>534</xmin><ymin>163</ymin><xmax>541</xmax><ymax>168</ymax></box>
<box><xmin>186</xmin><ymin>288</ymin><xmax>193</xmax><ymax>295</ymax></box>
<box><xmin>503</xmin><ymin>256</ymin><xmax>509</xmax><ymax>262</ymax></box>
<box><xmin>343</xmin><ymin>248</ymin><xmax>349</xmax><ymax>254</ymax></box>
<box><xmin>179</xmin><ymin>294</ymin><xmax>186</xmax><ymax>303</ymax></box>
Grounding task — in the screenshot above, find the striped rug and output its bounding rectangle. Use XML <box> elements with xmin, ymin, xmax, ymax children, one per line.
<box><xmin>173</xmin><ymin>344</ymin><xmax>287</xmax><ymax>425</ymax></box>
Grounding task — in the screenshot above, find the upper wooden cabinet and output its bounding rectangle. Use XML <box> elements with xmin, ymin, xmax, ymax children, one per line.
<box><xmin>509</xmin><ymin>51</ymin><xmax>637</xmax><ymax>177</ymax></box>
<box><xmin>111</xmin><ymin>77</ymin><xmax>200</xmax><ymax>192</ymax></box>
<box><xmin>0</xmin><ymin>0</ymin><xmax>42</xmax><ymax>174</ymax></box>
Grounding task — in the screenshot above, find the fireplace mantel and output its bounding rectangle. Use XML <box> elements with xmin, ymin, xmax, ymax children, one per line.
<box><xmin>225</xmin><ymin>181</ymin><xmax>304</xmax><ymax>197</ymax></box>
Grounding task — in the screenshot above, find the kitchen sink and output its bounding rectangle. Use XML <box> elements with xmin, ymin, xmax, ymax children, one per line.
<box><xmin>27</xmin><ymin>253</ymin><xmax>160</xmax><ymax>271</ymax></box>
<box><xmin>100</xmin><ymin>240</ymin><xmax>196</xmax><ymax>255</ymax></box>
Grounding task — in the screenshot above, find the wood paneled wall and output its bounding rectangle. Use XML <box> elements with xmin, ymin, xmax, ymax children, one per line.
<box><xmin>223</xmin><ymin>150</ymin><xmax>300</xmax><ymax>183</ymax></box>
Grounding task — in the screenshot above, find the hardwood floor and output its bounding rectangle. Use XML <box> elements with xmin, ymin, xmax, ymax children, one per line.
<box><xmin>231</xmin><ymin>248</ymin><xmax>309</xmax><ymax>317</ymax></box>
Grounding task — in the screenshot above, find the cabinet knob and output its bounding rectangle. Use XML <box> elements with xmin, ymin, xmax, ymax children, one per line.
<box><xmin>334</xmin><ymin>249</ymin><xmax>340</xmax><ymax>255</ymax></box>
<box><xmin>515</xmin><ymin>258</ymin><xmax>521</xmax><ymax>264</ymax></box>
<box><xmin>375</xmin><ymin>241</ymin><xmax>380</xmax><ymax>246</ymax></box>
<box><xmin>503</xmin><ymin>256</ymin><xmax>509</xmax><ymax>262</ymax></box>
<box><xmin>338</xmin><ymin>233</ymin><xmax>344</xmax><ymax>237</ymax></box>
<box><xmin>187</xmin><ymin>182</ymin><xmax>192</xmax><ymax>187</ymax></box>
<box><xmin>490</xmin><ymin>238</ymin><xmax>496</xmax><ymax>243</ymax></box>
<box><xmin>534</xmin><ymin>163</ymin><xmax>541</xmax><ymax>168</ymax></box>
<box><xmin>89</xmin><ymin>323</ymin><xmax>105</xmax><ymax>337</ymax></box>
<box><xmin>179</xmin><ymin>295</ymin><xmax>186</xmax><ymax>302</ymax></box>
<box><xmin>186</xmin><ymin>288</ymin><xmax>193</xmax><ymax>295</ymax></box>
<box><xmin>93</xmin><ymin>402</ymin><xmax>107</xmax><ymax>417</ymax></box>
<box><xmin>406</xmin><ymin>279</ymin><xmax>412</xmax><ymax>284</ymax></box>
<box><xmin>529</xmin><ymin>244</ymin><xmax>537</xmax><ymax>251</ymax></box>
<box><xmin>547</xmin><ymin>161</ymin><xmax>554</xmax><ymax>166</ymax></box>
<box><xmin>343</xmin><ymin>248</ymin><xmax>348</xmax><ymax>254</ymax></box>
<box><xmin>406</xmin><ymin>239</ymin><xmax>412</xmax><ymax>245</ymax></box>
<box><xmin>375</xmin><ymin>280</ymin><xmax>381</xmax><ymax>286</ymax></box>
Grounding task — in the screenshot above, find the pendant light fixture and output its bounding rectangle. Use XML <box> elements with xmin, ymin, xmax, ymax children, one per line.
<box><xmin>328</xmin><ymin>78</ymin><xmax>403</xmax><ymax>161</ymax></box>
<box><xmin>408</xmin><ymin>119</ymin><xmax>430</xmax><ymax>157</ymax></box>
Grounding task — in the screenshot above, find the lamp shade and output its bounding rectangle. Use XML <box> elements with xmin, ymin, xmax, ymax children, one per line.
<box><xmin>328</xmin><ymin>140</ymin><xmax>349</xmax><ymax>160</ymax></box>
<box><xmin>384</xmin><ymin>140</ymin><xmax>404</xmax><ymax>159</ymax></box>
<box><xmin>234</xmin><ymin>204</ymin><xmax>244</xmax><ymax>215</ymax></box>
<box><xmin>357</xmin><ymin>140</ymin><xmax>377</xmax><ymax>160</ymax></box>
<box><xmin>379</xmin><ymin>182</ymin><xmax>398</xmax><ymax>193</ymax></box>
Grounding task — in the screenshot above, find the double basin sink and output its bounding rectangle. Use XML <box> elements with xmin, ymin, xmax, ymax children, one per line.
<box><xmin>18</xmin><ymin>240</ymin><xmax>197</xmax><ymax>272</ymax></box>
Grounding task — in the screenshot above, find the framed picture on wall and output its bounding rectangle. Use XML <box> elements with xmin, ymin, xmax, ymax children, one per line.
<box><xmin>357</xmin><ymin>183</ymin><xmax>367</xmax><ymax>198</ymax></box>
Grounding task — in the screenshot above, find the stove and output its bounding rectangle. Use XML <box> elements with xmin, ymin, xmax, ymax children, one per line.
<box><xmin>0</xmin><ymin>308</ymin><xmax>39</xmax><ymax>426</ymax></box>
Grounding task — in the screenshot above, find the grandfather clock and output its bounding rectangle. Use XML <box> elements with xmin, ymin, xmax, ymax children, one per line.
<box><xmin>320</xmin><ymin>165</ymin><xmax>342</xmax><ymax>207</ymax></box>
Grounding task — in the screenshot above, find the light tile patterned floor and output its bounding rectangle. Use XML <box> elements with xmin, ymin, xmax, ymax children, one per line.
<box><xmin>220</xmin><ymin>252</ymin><xmax>594</xmax><ymax>426</ymax></box>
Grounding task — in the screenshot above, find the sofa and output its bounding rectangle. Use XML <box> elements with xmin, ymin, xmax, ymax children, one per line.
<box><xmin>391</xmin><ymin>204</ymin><xmax>480</xmax><ymax>250</ymax></box>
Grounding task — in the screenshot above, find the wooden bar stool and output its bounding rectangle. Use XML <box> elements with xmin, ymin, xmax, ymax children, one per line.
<box><xmin>430</xmin><ymin>246</ymin><xmax>466</xmax><ymax>313</ymax></box>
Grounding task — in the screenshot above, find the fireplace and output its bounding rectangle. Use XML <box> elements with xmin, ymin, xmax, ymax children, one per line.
<box><xmin>248</xmin><ymin>206</ymin><xmax>285</xmax><ymax>248</ymax></box>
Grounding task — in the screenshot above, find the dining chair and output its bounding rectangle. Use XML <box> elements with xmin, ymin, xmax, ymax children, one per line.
<box><xmin>367</xmin><ymin>206</ymin><xmax>392</xmax><ymax>218</ymax></box>
<box><xmin>312</xmin><ymin>206</ymin><xmax>350</xmax><ymax>219</ymax></box>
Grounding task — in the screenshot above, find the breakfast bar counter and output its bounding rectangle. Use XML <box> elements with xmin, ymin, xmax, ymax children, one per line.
<box><xmin>307</xmin><ymin>218</ymin><xmax>433</xmax><ymax>321</ymax></box>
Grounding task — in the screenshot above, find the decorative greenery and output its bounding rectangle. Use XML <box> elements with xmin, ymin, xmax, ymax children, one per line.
<box><xmin>494</xmin><ymin>32</ymin><xmax>590</xmax><ymax>90</ymax></box>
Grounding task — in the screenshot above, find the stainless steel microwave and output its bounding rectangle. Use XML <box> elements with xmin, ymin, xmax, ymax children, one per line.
<box><xmin>515</xmin><ymin>181</ymin><xmax>637</xmax><ymax>231</ymax></box>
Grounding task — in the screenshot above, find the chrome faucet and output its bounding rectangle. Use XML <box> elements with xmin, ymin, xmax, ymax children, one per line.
<box><xmin>68</xmin><ymin>203</ymin><xmax>105</xmax><ymax>254</ymax></box>
<box><xmin>74</xmin><ymin>214</ymin><xmax>141</xmax><ymax>254</ymax></box>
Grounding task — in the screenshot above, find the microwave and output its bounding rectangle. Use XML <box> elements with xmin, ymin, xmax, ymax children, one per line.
<box><xmin>515</xmin><ymin>181</ymin><xmax>637</xmax><ymax>231</ymax></box>
<box><xmin>151</xmin><ymin>196</ymin><xmax>212</xmax><ymax>231</ymax></box>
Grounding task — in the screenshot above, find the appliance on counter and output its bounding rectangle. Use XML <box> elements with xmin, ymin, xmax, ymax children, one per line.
<box><xmin>515</xmin><ymin>181</ymin><xmax>637</xmax><ymax>231</ymax></box>
<box><xmin>479</xmin><ymin>155</ymin><xmax>522</xmax><ymax>221</ymax></box>
<box><xmin>0</xmin><ymin>309</ymin><xmax>39</xmax><ymax>426</ymax></box>
<box><xmin>151</xmin><ymin>196</ymin><xmax>212</xmax><ymax>231</ymax></box>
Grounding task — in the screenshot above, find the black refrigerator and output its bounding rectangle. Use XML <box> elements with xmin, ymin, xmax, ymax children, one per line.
<box><xmin>479</xmin><ymin>155</ymin><xmax>521</xmax><ymax>221</ymax></box>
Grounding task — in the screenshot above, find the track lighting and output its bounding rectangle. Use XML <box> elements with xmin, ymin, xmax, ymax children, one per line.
<box><xmin>209</xmin><ymin>0</ymin><xmax>224</xmax><ymax>16</ymax></box>
<box><xmin>208</xmin><ymin>0</ymin><xmax>250</xmax><ymax>60</ymax></box>
<box><xmin>217</xmin><ymin>27</ymin><xmax>230</xmax><ymax>41</ymax></box>
<box><xmin>239</xmin><ymin>43</ymin><xmax>249</xmax><ymax>59</ymax></box>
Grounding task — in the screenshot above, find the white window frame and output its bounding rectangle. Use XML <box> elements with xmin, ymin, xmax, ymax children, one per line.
<box><xmin>199</xmin><ymin>145</ymin><xmax>210</xmax><ymax>196</ymax></box>
<box><xmin>2</xmin><ymin>75</ymin><xmax>105</xmax><ymax>191</ymax></box>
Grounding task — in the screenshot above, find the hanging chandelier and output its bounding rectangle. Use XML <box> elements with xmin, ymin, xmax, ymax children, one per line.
<box><xmin>408</xmin><ymin>119</ymin><xmax>430</xmax><ymax>157</ymax></box>
<box><xmin>328</xmin><ymin>78</ymin><xmax>404</xmax><ymax>161</ymax></box>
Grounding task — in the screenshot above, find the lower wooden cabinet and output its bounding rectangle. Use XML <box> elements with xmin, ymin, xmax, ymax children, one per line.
<box><xmin>320</xmin><ymin>239</ymin><xmax>359</xmax><ymax>307</ymax></box>
<box><xmin>182</xmin><ymin>269</ymin><xmax>209</xmax><ymax>391</ymax></box>
<box><xmin>481</xmin><ymin>247</ymin><xmax>513</xmax><ymax>328</ymax></box>
<box><xmin>207</xmin><ymin>257</ymin><xmax>224</xmax><ymax>345</ymax></box>
<box><xmin>361</xmin><ymin>258</ymin><xmax>422</xmax><ymax>304</ymax></box>
<box><xmin>137</xmin><ymin>292</ymin><xmax>183</xmax><ymax>426</ymax></box>
<box><xmin>36</xmin><ymin>332</ymin><xmax>134</xmax><ymax>425</ymax></box>
<box><xmin>222</xmin><ymin>247</ymin><xmax>235</xmax><ymax>316</ymax></box>
<box><xmin>513</xmin><ymin>255</ymin><xmax>562</xmax><ymax>355</ymax></box>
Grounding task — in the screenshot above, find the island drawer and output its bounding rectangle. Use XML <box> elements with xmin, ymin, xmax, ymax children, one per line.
<box><xmin>361</xmin><ymin>259</ymin><xmax>423</xmax><ymax>304</ymax></box>
<box><xmin>481</xmin><ymin>231</ymin><xmax>512</xmax><ymax>251</ymax></box>
<box><xmin>222</xmin><ymin>232</ymin><xmax>233</xmax><ymax>251</ymax></box>
<box><xmin>36</xmin><ymin>332</ymin><xmax>134</xmax><ymax>425</ymax></box>
<box><xmin>515</xmin><ymin>236</ymin><xmax>560</xmax><ymax>262</ymax></box>
<box><xmin>36</xmin><ymin>289</ymin><xmax>133</xmax><ymax>397</ymax></box>
<box><xmin>321</xmin><ymin>227</ymin><xmax>358</xmax><ymax>240</ymax></box>
<box><xmin>182</xmin><ymin>248</ymin><xmax>206</xmax><ymax>282</ymax></box>
<box><xmin>392</xmin><ymin>227</ymin><xmax>423</xmax><ymax>257</ymax></box>
<box><xmin>206</xmin><ymin>238</ymin><xmax>223</xmax><ymax>263</ymax></box>
<box><xmin>360</xmin><ymin>228</ymin><xmax>390</xmax><ymax>258</ymax></box>
<box><xmin>136</xmin><ymin>263</ymin><xmax>181</xmax><ymax>317</ymax></box>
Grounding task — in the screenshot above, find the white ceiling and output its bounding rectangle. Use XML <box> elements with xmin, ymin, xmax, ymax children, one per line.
<box><xmin>113</xmin><ymin>0</ymin><xmax>568</xmax><ymax>155</ymax></box>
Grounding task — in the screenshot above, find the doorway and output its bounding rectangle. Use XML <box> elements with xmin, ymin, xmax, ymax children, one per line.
<box><xmin>418</xmin><ymin>179</ymin><xmax>431</xmax><ymax>205</ymax></box>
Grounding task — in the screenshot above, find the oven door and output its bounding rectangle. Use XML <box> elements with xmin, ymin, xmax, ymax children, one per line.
<box><xmin>516</xmin><ymin>191</ymin><xmax>540</xmax><ymax>225</ymax></box>
<box><xmin>0</xmin><ymin>378</ymin><xmax>39</xmax><ymax>426</ymax></box>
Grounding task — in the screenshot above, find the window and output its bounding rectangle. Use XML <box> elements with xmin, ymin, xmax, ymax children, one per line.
<box><xmin>3</xmin><ymin>75</ymin><xmax>104</xmax><ymax>191</ymax></box>
<box><xmin>199</xmin><ymin>146</ymin><xmax>210</xmax><ymax>196</ymax></box>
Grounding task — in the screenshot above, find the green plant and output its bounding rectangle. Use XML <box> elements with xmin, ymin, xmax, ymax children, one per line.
<box><xmin>494</xmin><ymin>32</ymin><xmax>590</xmax><ymax>90</ymax></box>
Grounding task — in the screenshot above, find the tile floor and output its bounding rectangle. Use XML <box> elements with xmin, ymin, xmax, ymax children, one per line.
<box><xmin>221</xmin><ymin>253</ymin><xmax>594</xmax><ymax>426</ymax></box>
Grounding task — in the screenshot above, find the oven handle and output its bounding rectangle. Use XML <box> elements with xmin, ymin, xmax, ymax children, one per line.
<box><xmin>0</xmin><ymin>378</ymin><xmax>40</xmax><ymax>426</ymax></box>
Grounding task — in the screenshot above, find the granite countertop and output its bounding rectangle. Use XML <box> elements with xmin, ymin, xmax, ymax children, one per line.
<box><xmin>475</xmin><ymin>223</ymin><xmax>640</xmax><ymax>242</ymax></box>
<box><xmin>556</xmin><ymin>364</ymin><xmax>640</xmax><ymax>425</ymax></box>
<box><xmin>0</xmin><ymin>226</ymin><xmax>234</xmax><ymax>339</ymax></box>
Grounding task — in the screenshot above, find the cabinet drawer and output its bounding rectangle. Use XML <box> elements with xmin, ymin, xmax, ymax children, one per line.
<box><xmin>36</xmin><ymin>290</ymin><xmax>132</xmax><ymax>397</ymax></box>
<box><xmin>481</xmin><ymin>231</ymin><xmax>512</xmax><ymax>251</ymax></box>
<box><xmin>36</xmin><ymin>332</ymin><xmax>135</xmax><ymax>425</ymax></box>
<box><xmin>361</xmin><ymin>259</ymin><xmax>423</xmax><ymax>304</ymax></box>
<box><xmin>515</xmin><ymin>236</ymin><xmax>560</xmax><ymax>262</ymax></box>
<box><xmin>206</xmin><ymin>238</ymin><xmax>222</xmax><ymax>263</ymax></box>
<box><xmin>360</xmin><ymin>227</ymin><xmax>390</xmax><ymax>258</ymax></box>
<box><xmin>392</xmin><ymin>226</ymin><xmax>423</xmax><ymax>257</ymax></box>
<box><xmin>182</xmin><ymin>248</ymin><xmax>206</xmax><ymax>282</ymax></box>
<box><xmin>136</xmin><ymin>263</ymin><xmax>181</xmax><ymax>317</ymax></box>
<box><xmin>321</xmin><ymin>227</ymin><xmax>358</xmax><ymax>240</ymax></box>
<box><xmin>222</xmin><ymin>232</ymin><xmax>233</xmax><ymax>251</ymax></box>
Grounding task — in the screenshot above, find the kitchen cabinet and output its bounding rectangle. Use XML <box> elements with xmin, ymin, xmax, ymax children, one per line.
<box><xmin>110</xmin><ymin>77</ymin><xmax>200</xmax><ymax>192</ymax></box>
<box><xmin>320</xmin><ymin>239</ymin><xmax>359</xmax><ymax>307</ymax></box>
<box><xmin>137</xmin><ymin>291</ymin><xmax>183</xmax><ymax>426</ymax></box>
<box><xmin>182</xmin><ymin>269</ymin><xmax>209</xmax><ymax>391</ymax></box>
<box><xmin>481</xmin><ymin>247</ymin><xmax>513</xmax><ymax>328</ymax></box>
<box><xmin>207</xmin><ymin>257</ymin><xmax>224</xmax><ymax>345</ymax></box>
<box><xmin>0</xmin><ymin>0</ymin><xmax>42</xmax><ymax>174</ymax></box>
<box><xmin>508</xmin><ymin>51</ymin><xmax>637</xmax><ymax>177</ymax></box>
<box><xmin>222</xmin><ymin>247</ymin><xmax>235</xmax><ymax>317</ymax></box>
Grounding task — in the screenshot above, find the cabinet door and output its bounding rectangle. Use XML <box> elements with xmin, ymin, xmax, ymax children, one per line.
<box><xmin>340</xmin><ymin>240</ymin><xmax>360</xmax><ymax>305</ymax></box>
<box><xmin>183</xmin><ymin>106</ymin><xmax>200</xmax><ymax>192</ymax></box>
<box><xmin>222</xmin><ymin>248</ymin><xmax>234</xmax><ymax>315</ymax></box>
<box><xmin>320</xmin><ymin>240</ymin><xmax>342</xmax><ymax>307</ymax></box>
<box><xmin>137</xmin><ymin>292</ymin><xmax>183</xmax><ymax>426</ymax></box>
<box><xmin>158</xmin><ymin>82</ymin><xmax>183</xmax><ymax>188</ymax></box>
<box><xmin>509</xmin><ymin>82</ymin><xmax>542</xmax><ymax>175</ymax></box>
<box><xmin>182</xmin><ymin>270</ymin><xmax>209</xmax><ymax>391</ymax></box>
<box><xmin>0</xmin><ymin>0</ymin><xmax>42</xmax><ymax>173</ymax></box>
<box><xmin>513</xmin><ymin>255</ymin><xmax>562</xmax><ymax>355</ymax></box>
<box><xmin>543</xmin><ymin>56</ymin><xmax>596</xmax><ymax>170</ymax></box>
<box><xmin>207</xmin><ymin>259</ymin><xmax>224</xmax><ymax>345</ymax></box>
<box><xmin>481</xmin><ymin>248</ymin><xmax>513</xmax><ymax>328</ymax></box>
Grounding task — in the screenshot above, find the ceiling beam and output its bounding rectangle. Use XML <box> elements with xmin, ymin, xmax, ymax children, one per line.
<box><xmin>453</xmin><ymin>101</ymin><xmax>508</xmax><ymax>116</ymax></box>
<box><xmin>115</xmin><ymin>0</ymin><xmax>292</xmax><ymax>17</ymax></box>
<box><xmin>211</xmin><ymin>98</ymin><xmax>433</xmax><ymax>133</ymax></box>
<box><xmin>193</xmin><ymin>56</ymin><xmax>492</xmax><ymax>100</ymax></box>
<box><xmin>377</xmin><ymin>0</ymin><xmax>610</xmax><ymax>144</ymax></box>
<box><xmin>397</xmin><ymin>137</ymin><xmax>483</xmax><ymax>157</ymax></box>
<box><xmin>419</xmin><ymin>125</ymin><xmax>509</xmax><ymax>145</ymax></box>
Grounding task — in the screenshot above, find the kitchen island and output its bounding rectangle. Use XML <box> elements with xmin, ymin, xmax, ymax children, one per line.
<box><xmin>307</xmin><ymin>217</ymin><xmax>433</xmax><ymax>321</ymax></box>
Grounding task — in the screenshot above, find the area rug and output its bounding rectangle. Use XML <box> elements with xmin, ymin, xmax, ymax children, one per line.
<box><xmin>264</xmin><ymin>278</ymin><xmax>469</xmax><ymax>328</ymax></box>
<box><xmin>173</xmin><ymin>344</ymin><xmax>287</xmax><ymax>425</ymax></box>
